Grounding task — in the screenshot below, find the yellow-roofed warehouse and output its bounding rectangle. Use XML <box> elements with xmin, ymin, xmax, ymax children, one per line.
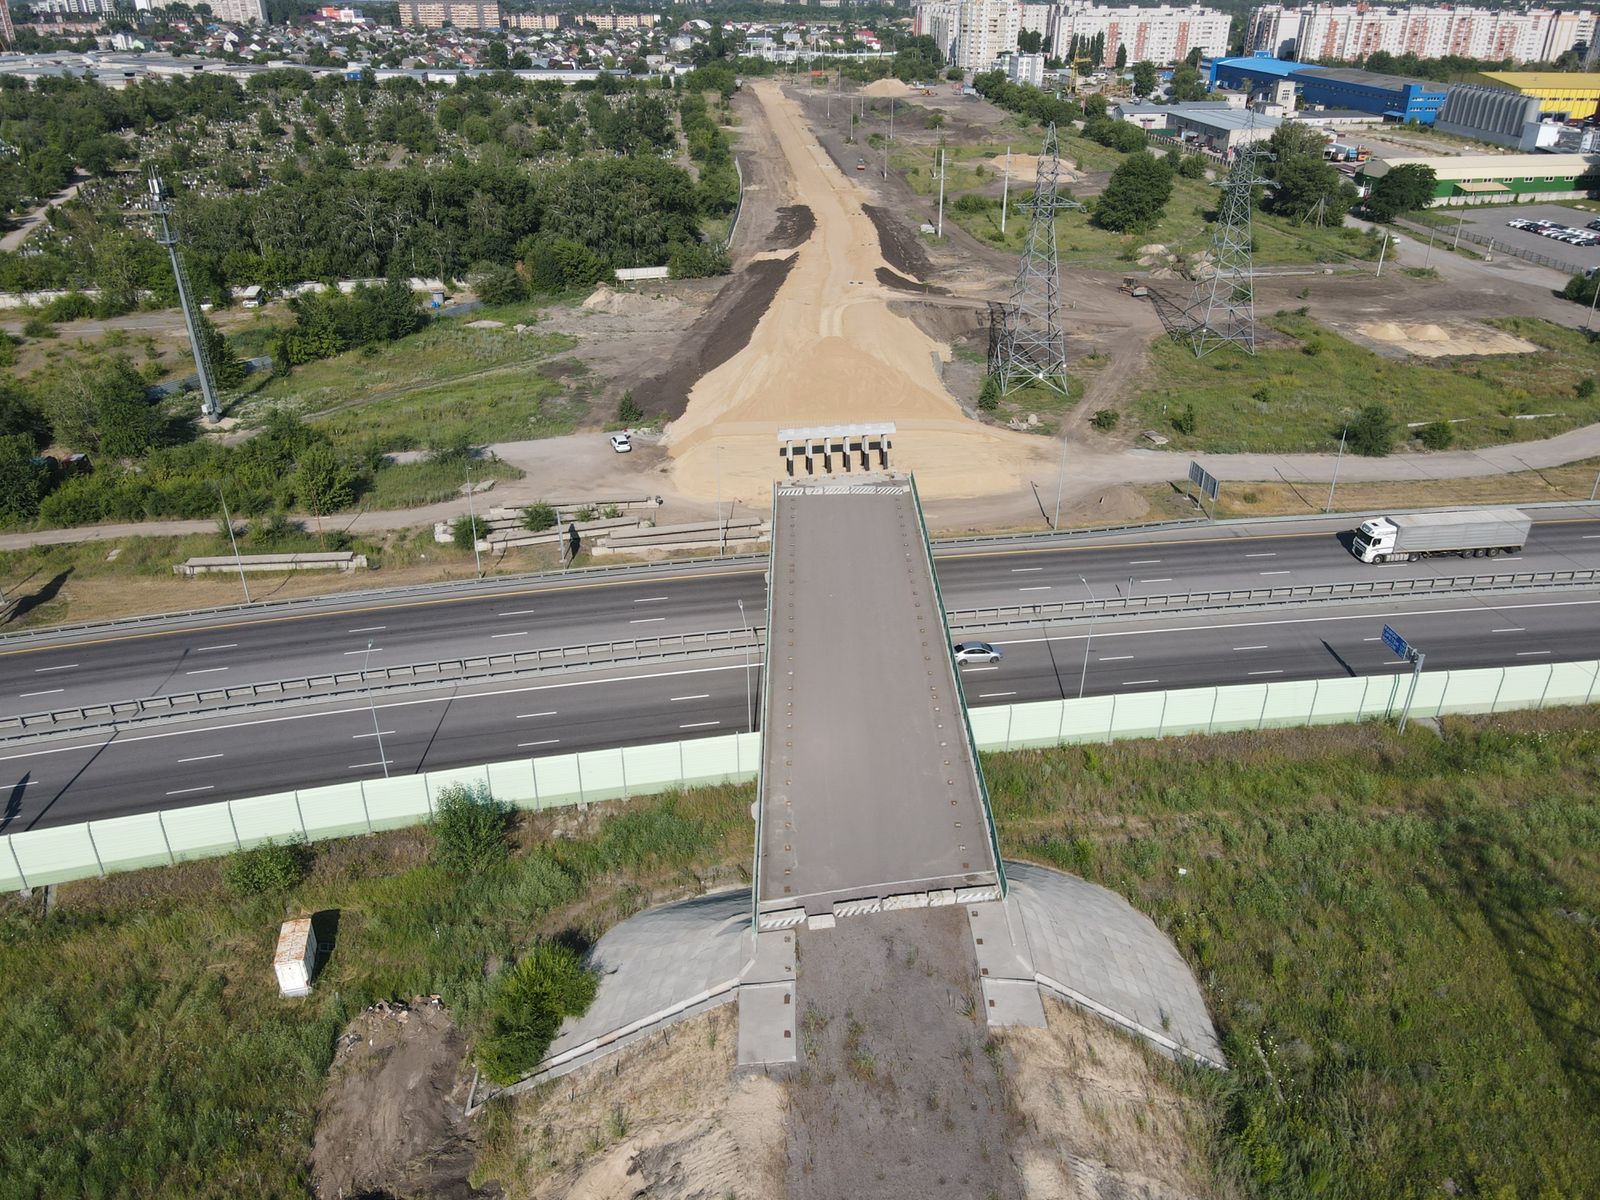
<box><xmin>1471</xmin><ymin>72</ymin><xmax>1600</xmax><ymax>121</ymax></box>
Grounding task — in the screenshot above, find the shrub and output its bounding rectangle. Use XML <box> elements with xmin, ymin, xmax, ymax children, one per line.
<box><xmin>522</xmin><ymin>502</ymin><xmax>557</xmax><ymax>532</ymax></box>
<box><xmin>1415</xmin><ymin>419</ymin><xmax>1454</xmax><ymax>450</ymax></box>
<box><xmin>475</xmin><ymin>942</ymin><xmax>599</xmax><ymax>1084</ymax></box>
<box><xmin>1577</xmin><ymin>377</ymin><xmax>1596</xmax><ymax>399</ymax></box>
<box><xmin>222</xmin><ymin>839</ymin><xmax>309</xmax><ymax>897</ymax></box>
<box><xmin>1348</xmin><ymin>403</ymin><xmax>1397</xmax><ymax>457</ymax></box>
<box><xmin>472</xmin><ymin>263</ymin><xmax>528</xmax><ymax>306</ymax></box>
<box><xmin>603</xmin><ymin>504</ymin><xmax>621</xmax><ymax>519</ymax></box>
<box><xmin>953</xmin><ymin>193</ymin><xmax>991</xmax><ymax>214</ymax></box>
<box><xmin>1090</xmin><ymin>408</ymin><xmax>1120</xmax><ymax>431</ymax></box>
<box><xmin>978</xmin><ymin>374</ymin><xmax>1000</xmax><ymax>411</ymax></box>
<box><xmin>667</xmin><ymin>242</ymin><xmax>730</xmax><ymax>279</ymax></box>
<box><xmin>451</xmin><ymin>514</ymin><xmax>489</xmax><ymax>551</ymax></box>
<box><xmin>1172</xmin><ymin>402</ymin><xmax>1197</xmax><ymax>435</ymax></box>
<box><xmin>575</xmin><ymin>505</ymin><xmax>597</xmax><ymax>521</ymax></box>
<box><xmin>616</xmin><ymin>392</ymin><xmax>643</xmax><ymax>423</ymax></box>
<box><xmin>430</xmin><ymin>782</ymin><xmax>511</xmax><ymax>874</ymax></box>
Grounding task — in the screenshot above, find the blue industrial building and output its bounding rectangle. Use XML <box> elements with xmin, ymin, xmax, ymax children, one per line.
<box><xmin>1208</xmin><ymin>53</ymin><xmax>1450</xmax><ymax>125</ymax></box>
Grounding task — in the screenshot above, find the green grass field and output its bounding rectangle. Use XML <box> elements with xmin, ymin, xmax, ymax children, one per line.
<box><xmin>5</xmin><ymin>713</ymin><xmax>1599</xmax><ymax>1196</ymax></box>
<box><xmin>243</xmin><ymin>321</ymin><xmax>583</xmax><ymax>452</ymax></box>
<box><xmin>1132</xmin><ymin>312</ymin><xmax>1600</xmax><ymax>454</ymax></box>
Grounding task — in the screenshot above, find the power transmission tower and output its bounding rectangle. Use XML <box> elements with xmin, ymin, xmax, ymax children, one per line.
<box><xmin>1186</xmin><ymin>140</ymin><xmax>1271</xmax><ymax>358</ymax></box>
<box><xmin>989</xmin><ymin>122</ymin><xmax>1085</xmax><ymax>397</ymax></box>
<box><xmin>148</xmin><ymin>170</ymin><xmax>221</xmax><ymax>423</ymax></box>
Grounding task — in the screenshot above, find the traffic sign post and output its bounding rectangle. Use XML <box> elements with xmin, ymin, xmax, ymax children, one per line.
<box><xmin>1187</xmin><ymin>460</ymin><xmax>1220</xmax><ymax>520</ymax></box>
<box><xmin>1383</xmin><ymin>626</ymin><xmax>1427</xmax><ymax>733</ymax></box>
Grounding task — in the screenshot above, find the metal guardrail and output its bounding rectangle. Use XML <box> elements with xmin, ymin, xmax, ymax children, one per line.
<box><xmin>945</xmin><ymin>568</ymin><xmax>1600</xmax><ymax>631</ymax></box>
<box><xmin>0</xmin><ymin>628</ymin><xmax>762</xmax><ymax>736</ymax></box>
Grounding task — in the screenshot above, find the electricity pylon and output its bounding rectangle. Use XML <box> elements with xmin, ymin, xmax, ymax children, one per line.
<box><xmin>148</xmin><ymin>170</ymin><xmax>221</xmax><ymax>422</ymax></box>
<box><xmin>989</xmin><ymin>122</ymin><xmax>1085</xmax><ymax>396</ymax></box>
<box><xmin>1186</xmin><ymin>140</ymin><xmax>1271</xmax><ymax>358</ymax></box>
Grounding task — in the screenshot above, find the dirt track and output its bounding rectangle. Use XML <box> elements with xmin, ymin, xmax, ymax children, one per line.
<box><xmin>665</xmin><ymin>81</ymin><xmax>1055</xmax><ymax>505</ymax></box>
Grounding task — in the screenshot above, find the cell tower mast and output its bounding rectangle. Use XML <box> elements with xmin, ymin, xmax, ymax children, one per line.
<box><xmin>148</xmin><ymin>170</ymin><xmax>221</xmax><ymax>423</ymax></box>
<box><xmin>989</xmin><ymin>122</ymin><xmax>1085</xmax><ymax>396</ymax></box>
<box><xmin>1186</xmin><ymin>140</ymin><xmax>1271</xmax><ymax>358</ymax></box>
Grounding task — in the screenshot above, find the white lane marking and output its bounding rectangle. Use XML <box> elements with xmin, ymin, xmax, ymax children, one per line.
<box><xmin>1234</xmin><ymin>645</ymin><xmax>1268</xmax><ymax>651</ymax></box>
<box><xmin>176</xmin><ymin>753</ymin><xmax>224</xmax><ymax>763</ymax></box>
<box><xmin>1259</xmin><ymin>570</ymin><xmax>1292</xmax><ymax>576</ymax></box>
<box><xmin>33</xmin><ymin>664</ymin><xmax>78</xmax><ymax>673</ymax></box>
<box><xmin>671</xmin><ymin>694</ymin><xmax>711</xmax><ymax>701</ymax></box>
<box><xmin>1516</xmin><ymin>650</ymin><xmax>1551</xmax><ymax>656</ymax></box>
<box><xmin>185</xmin><ymin>667</ymin><xmax>229</xmax><ymax>675</ymax></box>
<box><xmin>1492</xmin><ymin>627</ymin><xmax>1525</xmax><ymax>633</ymax></box>
<box><xmin>1011</xmin><ymin>567</ymin><xmax>1043</xmax><ymax>573</ymax></box>
<box><xmin>633</xmin><ymin>596</ymin><xmax>670</xmax><ymax>603</ymax></box>
<box><xmin>490</xmin><ymin>631</ymin><xmax>528</xmax><ymax>639</ymax></box>
<box><xmin>516</xmin><ymin>711</ymin><xmax>558</xmax><ymax>719</ymax></box>
<box><xmin>680</xmin><ymin>720</ymin><xmax>721</xmax><ymax>729</ymax></box>
<box><xmin>1245</xmin><ymin>552</ymin><xmax>1276</xmax><ymax>558</ymax></box>
<box><xmin>18</xmin><ymin>688</ymin><xmax>64</xmax><ymax>698</ymax></box>
<box><xmin>1500</xmin><ymin>557</ymin><xmax>1522</xmax><ymax>562</ymax></box>
<box><xmin>348</xmin><ymin>625</ymin><xmax>387</xmax><ymax>634</ymax></box>
<box><xmin>1123</xmin><ymin>678</ymin><xmax>1160</xmax><ymax>686</ymax></box>
<box><xmin>196</xmin><ymin>643</ymin><xmax>238</xmax><ymax>652</ymax></box>
<box><xmin>165</xmin><ymin>785</ymin><xmax>214</xmax><ymax>796</ymax></box>
<box><xmin>978</xmin><ymin>691</ymin><xmax>1017</xmax><ymax>699</ymax></box>
<box><xmin>352</xmin><ymin>731</ymin><xmax>395</xmax><ymax>739</ymax></box>
<box><xmin>500</xmin><ymin>609</ymin><xmax>538</xmax><ymax>617</ymax></box>
<box><xmin>1019</xmin><ymin>586</ymin><xmax>1052</xmax><ymax>592</ymax></box>
<box><xmin>963</xmin><ymin>665</ymin><xmax>999</xmax><ymax>672</ymax></box>
<box><xmin>1584</xmin><ymin>535</ymin><xmax>1600</xmax><ymax>539</ymax></box>
<box><xmin>1248</xmin><ymin>669</ymin><xmax>1283</xmax><ymax>676</ymax></box>
<box><xmin>518</xmin><ymin>739</ymin><xmax>561</xmax><ymax>748</ymax></box>
<box><xmin>1098</xmin><ymin>655</ymin><xmax>1134</xmax><ymax>662</ymax></box>
<box><xmin>1140</xmin><ymin>577</ymin><xmax>1172</xmax><ymax>583</ymax></box>
<box><xmin>1363</xmin><ymin>637</ymin><xmax>1381</xmax><ymax>642</ymax></box>
<box><xmin>630</xmin><ymin>617</ymin><xmax>666</xmax><ymax>624</ymax></box>
<box><xmin>1129</xmin><ymin>559</ymin><xmax>1162</xmax><ymax>565</ymax></box>
<box><xmin>344</xmin><ymin>648</ymin><xmax>382</xmax><ymax>655</ymax></box>
<box><xmin>348</xmin><ymin>760</ymin><xmax>394</xmax><ymax>770</ymax></box>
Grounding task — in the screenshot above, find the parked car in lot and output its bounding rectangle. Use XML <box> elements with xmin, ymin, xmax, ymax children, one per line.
<box><xmin>609</xmin><ymin>432</ymin><xmax>632</xmax><ymax>453</ymax></box>
<box><xmin>1586</xmin><ymin>219</ymin><xmax>1600</xmax><ymax>231</ymax></box>
<box><xmin>953</xmin><ymin>641</ymin><xmax>1004</xmax><ymax>665</ymax></box>
<box><xmin>1507</xmin><ymin>218</ymin><xmax>1535</xmax><ymax>229</ymax></box>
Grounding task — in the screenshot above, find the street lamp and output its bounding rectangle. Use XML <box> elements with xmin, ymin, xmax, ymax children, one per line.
<box><xmin>363</xmin><ymin>639</ymin><xmax>391</xmax><ymax>779</ymax></box>
<box><xmin>1076</xmin><ymin>575</ymin><xmax>1097</xmax><ymax>700</ymax></box>
<box><xmin>464</xmin><ymin>459</ymin><xmax>483</xmax><ymax>579</ymax></box>
<box><xmin>737</xmin><ymin>598</ymin><xmax>754</xmax><ymax>733</ymax></box>
<box><xmin>215</xmin><ymin>481</ymin><xmax>251</xmax><ymax>604</ymax></box>
<box><xmin>1325</xmin><ymin>423</ymin><xmax>1348</xmax><ymax>513</ymax></box>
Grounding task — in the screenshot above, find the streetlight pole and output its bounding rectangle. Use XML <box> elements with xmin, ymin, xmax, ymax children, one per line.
<box><xmin>1453</xmin><ymin>213</ymin><xmax>1464</xmax><ymax>250</ymax></box>
<box><xmin>737</xmin><ymin>598</ymin><xmax>753</xmax><ymax>733</ymax></box>
<box><xmin>1375</xmin><ymin>229</ymin><xmax>1391</xmax><ymax>278</ymax></box>
<box><xmin>1076</xmin><ymin>575</ymin><xmax>1096</xmax><ymax>700</ymax></box>
<box><xmin>1325</xmin><ymin>424</ymin><xmax>1348</xmax><ymax>513</ymax></box>
<box><xmin>215</xmin><ymin>481</ymin><xmax>251</xmax><ymax>604</ymax></box>
<box><xmin>1052</xmin><ymin>425</ymin><xmax>1070</xmax><ymax>530</ymax></box>
<box><xmin>1424</xmin><ymin>222</ymin><xmax>1436</xmax><ymax>266</ymax></box>
<box><xmin>464</xmin><ymin>459</ymin><xmax>483</xmax><ymax>579</ymax></box>
<box><xmin>363</xmin><ymin>639</ymin><xmax>391</xmax><ymax>779</ymax></box>
<box><xmin>936</xmin><ymin>147</ymin><xmax>946</xmax><ymax>238</ymax></box>
<box><xmin>1000</xmin><ymin>145</ymin><xmax>1012</xmax><ymax>234</ymax></box>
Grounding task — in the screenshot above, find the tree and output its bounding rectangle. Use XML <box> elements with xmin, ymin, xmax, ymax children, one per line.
<box><xmin>198</xmin><ymin>315</ymin><xmax>246</xmax><ymax>388</ymax></box>
<box><xmin>1363</xmin><ymin>164</ymin><xmax>1437</xmax><ymax>222</ymax></box>
<box><xmin>294</xmin><ymin>442</ymin><xmax>356</xmax><ymax>513</ymax></box>
<box><xmin>430</xmin><ymin>782</ymin><xmax>510</xmax><ymax>873</ymax></box>
<box><xmin>1172</xmin><ymin>403</ymin><xmax>1197</xmax><ymax>435</ymax></box>
<box><xmin>978</xmin><ymin>375</ymin><xmax>1000</xmax><ymax>411</ymax></box>
<box><xmin>475</xmin><ymin>942</ymin><xmax>599</xmax><ymax>1084</ymax></box>
<box><xmin>1186</xmin><ymin>46</ymin><xmax>1205</xmax><ymax>67</ymax></box>
<box><xmin>521</xmin><ymin>502</ymin><xmax>557</xmax><ymax>532</ymax></box>
<box><xmin>472</xmin><ymin>263</ymin><xmax>527</xmax><ymax>305</ymax></box>
<box><xmin>1114</xmin><ymin>43</ymin><xmax>1128</xmax><ymax>70</ymax></box>
<box><xmin>0</xmin><ymin>434</ymin><xmax>47</xmax><ymax>524</ymax></box>
<box><xmin>1094</xmin><ymin>153</ymin><xmax>1174</xmax><ymax>232</ymax></box>
<box><xmin>452</xmin><ymin>513</ymin><xmax>488</xmax><ymax>550</ymax></box>
<box><xmin>486</xmin><ymin>39</ymin><xmax>509</xmax><ymax>70</ymax></box>
<box><xmin>1018</xmin><ymin>30</ymin><xmax>1043</xmax><ymax>54</ymax></box>
<box><xmin>1348</xmin><ymin>403</ymin><xmax>1396</xmax><ymax>457</ymax></box>
<box><xmin>616</xmin><ymin>392</ymin><xmax>642</xmax><ymax>423</ymax></box>
<box><xmin>1171</xmin><ymin>63</ymin><xmax>1208</xmax><ymax>102</ymax></box>
<box><xmin>1131</xmin><ymin>60</ymin><xmax>1158</xmax><ymax>96</ymax></box>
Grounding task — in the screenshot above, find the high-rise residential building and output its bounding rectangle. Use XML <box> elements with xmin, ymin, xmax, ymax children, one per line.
<box><xmin>401</xmin><ymin>0</ymin><xmax>501</xmax><ymax>28</ymax></box>
<box><xmin>913</xmin><ymin>0</ymin><xmax>963</xmax><ymax>65</ymax></box>
<box><xmin>1051</xmin><ymin>3</ymin><xmax>1230</xmax><ymax>67</ymax></box>
<box><xmin>1247</xmin><ymin>4</ymin><xmax>1597</xmax><ymax>66</ymax></box>
<box><xmin>133</xmin><ymin>0</ymin><xmax>266</xmax><ymax>21</ymax></box>
<box><xmin>955</xmin><ymin>0</ymin><xmax>1021</xmax><ymax>73</ymax></box>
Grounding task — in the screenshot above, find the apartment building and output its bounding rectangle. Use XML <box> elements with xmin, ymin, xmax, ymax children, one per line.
<box><xmin>1247</xmin><ymin>4</ymin><xmax>1597</xmax><ymax>66</ymax></box>
<box><xmin>401</xmin><ymin>0</ymin><xmax>503</xmax><ymax>28</ymax></box>
<box><xmin>916</xmin><ymin>1</ymin><xmax>1228</xmax><ymax>70</ymax></box>
<box><xmin>955</xmin><ymin>0</ymin><xmax>1021</xmax><ymax>73</ymax></box>
<box><xmin>913</xmin><ymin>0</ymin><xmax>963</xmax><ymax>64</ymax></box>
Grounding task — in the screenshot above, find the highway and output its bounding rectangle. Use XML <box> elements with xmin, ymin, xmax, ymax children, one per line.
<box><xmin>3</xmin><ymin>512</ymin><xmax>1600</xmax><ymax>832</ymax></box>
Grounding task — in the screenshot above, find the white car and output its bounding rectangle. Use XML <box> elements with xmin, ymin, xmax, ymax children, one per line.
<box><xmin>953</xmin><ymin>641</ymin><xmax>1004</xmax><ymax>666</ymax></box>
<box><xmin>609</xmin><ymin>432</ymin><xmax>632</xmax><ymax>453</ymax></box>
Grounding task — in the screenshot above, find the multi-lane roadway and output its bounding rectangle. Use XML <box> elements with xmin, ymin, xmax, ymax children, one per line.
<box><xmin>4</xmin><ymin>511</ymin><xmax>1600</xmax><ymax>831</ymax></box>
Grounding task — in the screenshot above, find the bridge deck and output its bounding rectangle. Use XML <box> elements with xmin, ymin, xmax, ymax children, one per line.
<box><xmin>756</xmin><ymin>475</ymin><xmax>998</xmax><ymax>916</ymax></box>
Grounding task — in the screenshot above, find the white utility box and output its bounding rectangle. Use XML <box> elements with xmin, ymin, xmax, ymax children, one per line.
<box><xmin>274</xmin><ymin>916</ymin><xmax>319</xmax><ymax>998</ymax></box>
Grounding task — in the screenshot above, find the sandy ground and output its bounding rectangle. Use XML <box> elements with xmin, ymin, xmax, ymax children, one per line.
<box><xmin>474</xmin><ymin>1006</ymin><xmax>787</xmax><ymax>1199</ymax></box>
<box><xmin>1352</xmin><ymin>318</ymin><xmax>1539</xmax><ymax>359</ymax></box>
<box><xmin>664</xmin><ymin>80</ymin><xmax>1054</xmax><ymax>506</ymax></box>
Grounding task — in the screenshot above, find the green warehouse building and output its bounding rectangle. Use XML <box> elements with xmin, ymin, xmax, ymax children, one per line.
<box><xmin>1355</xmin><ymin>153</ymin><xmax>1600</xmax><ymax>206</ymax></box>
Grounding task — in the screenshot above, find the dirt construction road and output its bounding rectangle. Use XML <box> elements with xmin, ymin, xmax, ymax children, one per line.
<box><xmin>665</xmin><ymin>81</ymin><xmax>1053</xmax><ymax>505</ymax></box>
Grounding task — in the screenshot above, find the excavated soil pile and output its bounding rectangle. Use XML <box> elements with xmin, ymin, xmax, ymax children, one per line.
<box><xmin>770</xmin><ymin>204</ymin><xmax>817</xmax><ymax>251</ymax></box>
<box><xmin>311</xmin><ymin>997</ymin><xmax>492</xmax><ymax>1200</ymax></box>
<box><xmin>1355</xmin><ymin>319</ymin><xmax>1538</xmax><ymax>359</ymax></box>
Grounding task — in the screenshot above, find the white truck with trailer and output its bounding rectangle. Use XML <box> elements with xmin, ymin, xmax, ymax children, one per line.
<box><xmin>1351</xmin><ymin>508</ymin><xmax>1532</xmax><ymax>564</ymax></box>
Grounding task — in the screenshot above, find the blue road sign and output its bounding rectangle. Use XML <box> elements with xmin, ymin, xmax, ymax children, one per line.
<box><xmin>1381</xmin><ymin>625</ymin><xmax>1408</xmax><ymax>658</ymax></box>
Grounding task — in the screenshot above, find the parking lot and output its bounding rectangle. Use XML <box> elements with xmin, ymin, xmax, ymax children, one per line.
<box><xmin>1440</xmin><ymin>203</ymin><xmax>1600</xmax><ymax>274</ymax></box>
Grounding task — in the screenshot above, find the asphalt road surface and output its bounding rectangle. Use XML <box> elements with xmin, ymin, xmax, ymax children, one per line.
<box><xmin>4</xmin><ymin>513</ymin><xmax>1600</xmax><ymax>832</ymax></box>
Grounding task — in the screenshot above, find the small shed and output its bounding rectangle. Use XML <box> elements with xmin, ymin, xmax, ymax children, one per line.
<box><xmin>274</xmin><ymin>916</ymin><xmax>319</xmax><ymax>997</ymax></box>
<box><xmin>239</xmin><ymin>284</ymin><xmax>263</xmax><ymax>308</ymax></box>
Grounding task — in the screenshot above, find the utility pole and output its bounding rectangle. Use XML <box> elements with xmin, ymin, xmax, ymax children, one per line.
<box><xmin>936</xmin><ymin>147</ymin><xmax>946</xmax><ymax>238</ymax></box>
<box><xmin>1325</xmin><ymin>424</ymin><xmax>1348</xmax><ymax>513</ymax></box>
<box><xmin>737</xmin><ymin>598</ymin><xmax>753</xmax><ymax>733</ymax></box>
<box><xmin>363</xmin><ymin>640</ymin><xmax>391</xmax><ymax>779</ymax></box>
<box><xmin>1375</xmin><ymin>229</ymin><xmax>1391</xmax><ymax>278</ymax></box>
<box><xmin>1453</xmin><ymin>213</ymin><xmax>1465</xmax><ymax>250</ymax></box>
<box><xmin>1052</xmin><ymin>425</ymin><xmax>1070</xmax><ymax>531</ymax></box>
<box><xmin>148</xmin><ymin>171</ymin><xmax>220</xmax><ymax>423</ymax></box>
<box><xmin>1000</xmin><ymin>144</ymin><xmax>1012</xmax><ymax>234</ymax></box>
<box><xmin>464</xmin><ymin>459</ymin><xmax>483</xmax><ymax>579</ymax></box>
<box><xmin>1076</xmin><ymin>575</ymin><xmax>1096</xmax><ymax>700</ymax></box>
<box><xmin>1424</xmin><ymin>221</ymin><xmax>1436</xmax><ymax>266</ymax></box>
<box><xmin>216</xmin><ymin>482</ymin><xmax>251</xmax><ymax>604</ymax></box>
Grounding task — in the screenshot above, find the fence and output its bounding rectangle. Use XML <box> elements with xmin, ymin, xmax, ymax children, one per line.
<box><xmin>5</xmin><ymin>659</ymin><xmax>1597</xmax><ymax>892</ymax></box>
<box><xmin>1396</xmin><ymin>216</ymin><xmax>1586</xmax><ymax>275</ymax></box>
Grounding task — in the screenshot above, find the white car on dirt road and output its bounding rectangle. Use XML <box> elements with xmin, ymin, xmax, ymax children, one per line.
<box><xmin>609</xmin><ymin>433</ymin><xmax>632</xmax><ymax>453</ymax></box>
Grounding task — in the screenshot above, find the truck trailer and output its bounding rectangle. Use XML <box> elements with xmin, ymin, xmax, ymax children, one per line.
<box><xmin>1351</xmin><ymin>508</ymin><xmax>1532</xmax><ymax>563</ymax></box>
